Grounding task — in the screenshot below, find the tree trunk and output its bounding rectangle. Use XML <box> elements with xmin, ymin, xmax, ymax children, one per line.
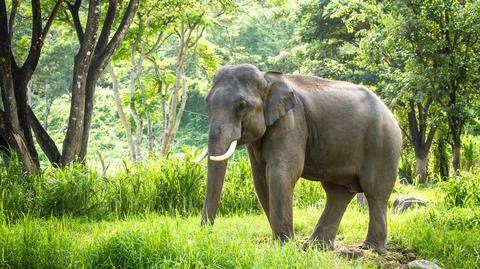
<box><xmin>160</xmin><ymin>25</ymin><xmax>188</xmax><ymax>155</ymax></box>
<box><xmin>434</xmin><ymin>133</ymin><xmax>449</xmax><ymax>180</ymax></box>
<box><xmin>146</xmin><ymin>113</ymin><xmax>155</xmax><ymax>157</ymax></box>
<box><xmin>64</xmin><ymin>0</ymin><xmax>140</xmax><ymax>164</ymax></box>
<box><xmin>130</xmin><ymin>68</ymin><xmax>142</xmax><ymax>161</ymax></box>
<box><xmin>0</xmin><ymin>0</ymin><xmax>62</xmax><ymax>172</ymax></box>
<box><xmin>28</xmin><ymin>106</ymin><xmax>61</xmax><ymax>165</ymax></box>
<box><xmin>107</xmin><ymin>65</ymin><xmax>136</xmax><ymax>161</ymax></box>
<box><xmin>407</xmin><ymin>98</ymin><xmax>436</xmax><ymax>184</ymax></box>
<box><xmin>61</xmin><ymin>0</ymin><xmax>101</xmax><ymax>165</ymax></box>
<box><xmin>170</xmin><ymin>78</ymin><xmax>188</xmax><ymax>149</ymax></box>
<box><xmin>132</xmin><ymin>111</ymin><xmax>143</xmax><ymax>161</ymax></box>
<box><xmin>415</xmin><ymin>156</ymin><xmax>428</xmax><ymax>184</ymax></box>
<box><xmin>451</xmin><ymin>131</ymin><xmax>461</xmax><ymax>173</ymax></box>
<box><xmin>43</xmin><ymin>83</ymin><xmax>51</xmax><ymax>130</ymax></box>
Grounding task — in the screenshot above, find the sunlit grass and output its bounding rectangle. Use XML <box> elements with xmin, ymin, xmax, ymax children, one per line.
<box><xmin>1</xmin><ymin>153</ymin><xmax>479</xmax><ymax>268</ymax></box>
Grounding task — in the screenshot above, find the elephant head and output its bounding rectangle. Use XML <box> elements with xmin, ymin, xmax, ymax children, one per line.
<box><xmin>195</xmin><ymin>64</ymin><xmax>297</xmax><ymax>225</ymax></box>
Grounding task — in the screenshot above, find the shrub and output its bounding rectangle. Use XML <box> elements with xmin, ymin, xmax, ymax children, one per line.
<box><xmin>441</xmin><ymin>171</ymin><xmax>480</xmax><ymax>208</ymax></box>
<box><xmin>0</xmin><ymin>147</ymin><xmax>330</xmax><ymax>220</ymax></box>
<box><xmin>38</xmin><ymin>163</ymin><xmax>100</xmax><ymax>216</ymax></box>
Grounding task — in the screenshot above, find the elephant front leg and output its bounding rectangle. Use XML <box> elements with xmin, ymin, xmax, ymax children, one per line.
<box><xmin>266</xmin><ymin>161</ymin><xmax>298</xmax><ymax>241</ymax></box>
<box><xmin>303</xmin><ymin>182</ymin><xmax>355</xmax><ymax>249</ymax></box>
<box><xmin>247</xmin><ymin>146</ymin><xmax>270</xmax><ymax>224</ymax></box>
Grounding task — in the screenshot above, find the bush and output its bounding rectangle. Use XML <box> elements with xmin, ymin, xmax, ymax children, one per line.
<box><xmin>441</xmin><ymin>171</ymin><xmax>480</xmax><ymax>208</ymax></box>
<box><xmin>0</xmin><ymin>147</ymin><xmax>330</xmax><ymax>221</ymax></box>
<box><xmin>38</xmin><ymin>163</ymin><xmax>100</xmax><ymax>216</ymax></box>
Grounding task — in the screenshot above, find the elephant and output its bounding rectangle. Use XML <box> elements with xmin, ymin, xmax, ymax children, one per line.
<box><xmin>193</xmin><ymin>64</ymin><xmax>402</xmax><ymax>254</ymax></box>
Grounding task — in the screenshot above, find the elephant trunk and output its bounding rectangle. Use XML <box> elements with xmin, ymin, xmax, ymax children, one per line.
<box><xmin>201</xmin><ymin>120</ymin><xmax>239</xmax><ymax>225</ymax></box>
<box><xmin>201</xmin><ymin>142</ymin><xmax>230</xmax><ymax>225</ymax></box>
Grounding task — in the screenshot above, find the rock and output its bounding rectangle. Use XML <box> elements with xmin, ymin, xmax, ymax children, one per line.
<box><xmin>399</xmin><ymin>178</ymin><xmax>410</xmax><ymax>185</ymax></box>
<box><xmin>357</xmin><ymin>193</ymin><xmax>368</xmax><ymax>208</ymax></box>
<box><xmin>393</xmin><ymin>197</ymin><xmax>428</xmax><ymax>212</ymax></box>
<box><xmin>334</xmin><ymin>247</ymin><xmax>364</xmax><ymax>260</ymax></box>
<box><xmin>408</xmin><ymin>259</ymin><xmax>442</xmax><ymax>269</ymax></box>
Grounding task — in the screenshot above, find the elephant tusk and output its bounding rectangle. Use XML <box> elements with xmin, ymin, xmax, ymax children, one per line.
<box><xmin>209</xmin><ymin>140</ymin><xmax>237</xmax><ymax>161</ymax></box>
<box><xmin>193</xmin><ymin>147</ymin><xmax>209</xmax><ymax>163</ymax></box>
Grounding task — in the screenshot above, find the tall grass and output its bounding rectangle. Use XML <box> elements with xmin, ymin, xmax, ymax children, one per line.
<box><xmin>441</xmin><ymin>171</ymin><xmax>480</xmax><ymax>208</ymax></box>
<box><xmin>0</xmin><ymin>149</ymin><xmax>326</xmax><ymax>221</ymax></box>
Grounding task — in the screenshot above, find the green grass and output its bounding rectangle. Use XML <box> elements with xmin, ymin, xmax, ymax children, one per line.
<box><xmin>0</xmin><ymin>210</ymin><xmax>356</xmax><ymax>268</ymax></box>
<box><xmin>1</xmin><ymin>183</ymin><xmax>480</xmax><ymax>268</ymax></box>
<box><xmin>1</xmin><ymin>152</ymin><xmax>480</xmax><ymax>268</ymax></box>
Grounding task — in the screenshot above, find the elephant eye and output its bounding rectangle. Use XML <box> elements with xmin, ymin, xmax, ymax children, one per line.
<box><xmin>236</xmin><ymin>99</ymin><xmax>249</xmax><ymax>114</ymax></box>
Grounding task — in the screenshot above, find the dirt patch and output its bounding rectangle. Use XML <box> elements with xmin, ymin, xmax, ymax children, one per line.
<box><xmin>333</xmin><ymin>241</ymin><xmax>418</xmax><ymax>268</ymax></box>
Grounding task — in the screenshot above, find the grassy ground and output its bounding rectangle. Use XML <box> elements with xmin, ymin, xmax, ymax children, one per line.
<box><xmin>1</xmin><ymin>182</ymin><xmax>479</xmax><ymax>269</ymax></box>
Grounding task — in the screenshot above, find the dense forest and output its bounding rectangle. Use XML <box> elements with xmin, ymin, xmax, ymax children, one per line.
<box><xmin>1</xmin><ymin>0</ymin><xmax>479</xmax><ymax>268</ymax></box>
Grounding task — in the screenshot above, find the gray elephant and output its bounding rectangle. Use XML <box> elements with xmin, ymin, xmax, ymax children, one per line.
<box><xmin>194</xmin><ymin>64</ymin><xmax>402</xmax><ymax>254</ymax></box>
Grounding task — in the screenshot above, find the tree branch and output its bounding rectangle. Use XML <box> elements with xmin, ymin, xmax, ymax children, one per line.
<box><xmin>40</xmin><ymin>0</ymin><xmax>62</xmax><ymax>42</ymax></box>
<box><xmin>98</xmin><ymin>0</ymin><xmax>139</xmax><ymax>70</ymax></box>
<box><xmin>8</xmin><ymin>0</ymin><xmax>18</xmax><ymax>41</ymax></box>
<box><xmin>28</xmin><ymin>106</ymin><xmax>60</xmax><ymax>164</ymax></box>
<box><xmin>22</xmin><ymin>0</ymin><xmax>42</xmax><ymax>73</ymax></box>
<box><xmin>66</xmin><ymin>0</ymin><xmax>84</xmax><ymax>43</ymax></box>
<box><xmin>95</xmin><ymin>0</ymin><xmax>117</xmax><ymax>54</ymax></box>
<box><xmin>425</xmin><ymin>126</ymin><xmax>437</xmax><ymax>152</ymax></box>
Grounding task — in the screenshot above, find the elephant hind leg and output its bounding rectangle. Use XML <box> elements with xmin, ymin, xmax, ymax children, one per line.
<box><xmin>303</xmin><ymin>182</ymin><xmax>355</xmax><ymax>249</ymax></box>
<box><xmin>360</xmin><ymin>164</ymin><xmax>397</xmax><ymax>254</ymax></box>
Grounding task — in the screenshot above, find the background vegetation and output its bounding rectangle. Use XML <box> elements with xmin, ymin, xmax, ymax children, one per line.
<box><xmin>1</xmin><ymin>0</ymin><xmax>479</xmax><ymax>268</ymax></box>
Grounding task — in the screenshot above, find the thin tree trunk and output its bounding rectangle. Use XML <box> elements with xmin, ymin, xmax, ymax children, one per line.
<box><xmin>170</xmin><ymin>77</ymin><xmax>188</xmax><ymax>149</ymax></box>
<box><xmin>129</xmin><ymin>71</ymin><xmax>142</xmax><ymax>161</ymax></box>
<box><xmin>435</xmin><ymin>132</ymin><xmax>449</xmax><ymax>180</ymax></box>
<box><xmin>146</xmin><ymin>113</ymin><xmax>154</xmax><ymax>157</ymax></box>
<box><xmin>452</xmin><ymin>143</ymin><xmax>461</xmax><ymax>172</ymax></box>
<box><xmin>43</xmin><ymin>83</ymin><xmax>51</xmax><ymax>130</ymax></box>
<box><xmin>107</xmin><ymin>65</ymin><xmax>135</xmax><ymax>161</ymax></box>
<box><xmin>27</xmin><ymin>81</ymin><xmax>33</xmax><ymax>106</ymax></box>
<box><xmin>415</xmin><ymin>156</ymin><xmax>428</xmax><ymax>184</ymax></box>
<box><xmin>160</xmin><ymin>23</ymin><xmax>187</xmax><ymax>155</ymax></box>
<box><xmin>451</xmin><ymin>128</ymin><xmax>461</xmax><ymax>172</ymax></box>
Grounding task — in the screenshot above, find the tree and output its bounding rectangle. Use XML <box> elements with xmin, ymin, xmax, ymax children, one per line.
<box><xmin>158</xmin><ymin>7</ymin><xmax>208</xmax><ymax>155</ymax></box>
<box><xmin>0</xmin><ymin>0</ymin><xmax>63</xmax><ymax>173</ymax></box>
<box><xmin>110</xmin><ymin>0</ymin><xmax>233</xmax><ymax>160</ymax></box>
<box><xmin>0</xmin><ymin>0</ymin><xmax>139</xmax><ymax>172</ymax></box>
<box><xmin>61</xmin><ymin>0</ymin><xmax>140</xmax><ymax>165</ymax></box>
<box><xmin>107</xmin><ymin>64</ymin><xmax>135</xmax><ymax>161</ymax></box>
<box><xmin>414</xmin><ymin>0</ymin><xmax>480</xmax><ymax>172</ymax></box>
<box><xmin>122</xmin><ymin>0</ymin><xmax>181</xmax><ymax>160</ymax></box>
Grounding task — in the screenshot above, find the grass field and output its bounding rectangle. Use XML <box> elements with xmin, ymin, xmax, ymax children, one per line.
<box><xmin>1</xmin><ymin>180</ymin><xmax>479</xmax><ymax>269</ymax></box>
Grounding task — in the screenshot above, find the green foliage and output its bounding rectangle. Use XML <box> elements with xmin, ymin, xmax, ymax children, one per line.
<box><xmin>39</xmin><ymin>163</ymin><xmax>99</xmax><ymax>217</ymax></box>
<box><xmin>0</xmin><ymin>214</ymin><xmax>350</xmax><ymax>268</ymax></box>
<box><xmin>398</xmin><ymin>147</ymin><xmax>415</xmax><ymax>182</ymax></box>
<box><xmin>391</xmin><ymin>207</ymin><xmax>480</xmax><ymax>268</ymax></box>
<box><xmin>441</xmin><ymin>171</ymin><xmax>480</xmax><ymax>208</ymax></box>
<box><xmin>461</xmin><ymin>135</ymin><xmax>480</xmax><ymax>171</ymax></box>
<box><xmin>2</xmin><ymin>181</ymin><xmax>480</xmax><ymax>268</ymax></box>
<box><xmin>208</xmin><ymin>1</ymin><xmax>297</xmax><ymax>71</ymax></box>
<box><xmin>0</xmin><ymin>149</ymin><xmax>330</xmax><ymax>221</ymax></box>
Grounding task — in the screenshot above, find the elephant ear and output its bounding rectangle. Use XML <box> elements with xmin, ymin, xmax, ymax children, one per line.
<box><xmin>264</xmin><ymin>72</ymin><xmax>297</xmax><ymax>126</ymax></box>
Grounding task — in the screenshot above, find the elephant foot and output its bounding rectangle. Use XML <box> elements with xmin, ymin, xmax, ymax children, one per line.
<box><xmin>273</xmin><ymin>231</ymin><xmax>294</xmax><ymax>242</ymax></box>
<box><xmin>361</xmin><ymin>240</ymin><xmax>386</xmax><ymax>255</ymax></box>
<box><xmin>301</xmin><ymin>236</ymin><xmax>334</xmax><ymax>251</ymax></box>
